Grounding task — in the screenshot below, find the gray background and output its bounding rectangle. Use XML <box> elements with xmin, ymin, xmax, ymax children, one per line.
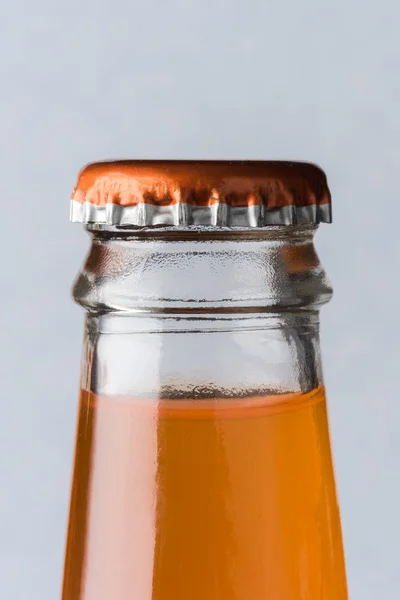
<box><xmin>1</xmin><ymin>1</ymin><xmax>398</xmax><ymax>598</ymax></box>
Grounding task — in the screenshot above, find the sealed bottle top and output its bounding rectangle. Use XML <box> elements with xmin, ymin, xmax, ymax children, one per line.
<box><xmin>63</xmin><ymin>159</ymin><xmax>348</xmax><ymax>600</ymax></box>
<box><xmin>70</xmin><ymin>160</ymin><xmax>331</xmax><ymax>227</ymax></box>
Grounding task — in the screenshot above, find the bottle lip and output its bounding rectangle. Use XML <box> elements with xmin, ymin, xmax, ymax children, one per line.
<box><xmin>87</xmin><ymin>223</ymin><xmax>318</xmax><ymax>242</ymax></box>
<box><xmin>70</xmin><ymin>160</ymin><xmax>332</xmax><ymax>227</ymax></box>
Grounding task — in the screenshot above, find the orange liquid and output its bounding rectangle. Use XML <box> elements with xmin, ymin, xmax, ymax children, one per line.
<box><xmin>62</xmin><ymin>387</ymin><xmax>347</xmax><ymax>600</ymax></box>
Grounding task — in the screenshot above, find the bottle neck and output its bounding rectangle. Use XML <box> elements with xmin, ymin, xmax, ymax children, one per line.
<box><xmin>74</xmin><ymin>226</ymin><xmax>331</xmax><ymax>399</ymax></box>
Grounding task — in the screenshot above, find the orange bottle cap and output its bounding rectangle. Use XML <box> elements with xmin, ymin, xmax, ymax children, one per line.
<box><xmin>70</xmin><ymin>160</ymin><xmax>331</xmax><ymax>227</ymax></box>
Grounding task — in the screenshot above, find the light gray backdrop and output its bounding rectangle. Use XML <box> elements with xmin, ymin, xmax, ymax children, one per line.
<box><xmin>1</xmin><ymin>1</ymin><xmax>398</xmax><ymax>598</ymax></box>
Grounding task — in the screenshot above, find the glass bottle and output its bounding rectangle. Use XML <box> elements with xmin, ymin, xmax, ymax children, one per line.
<box><xmin>62</xmin><ymin>161</ymin><xmax>348</xmax><ymax>600</ymax></box>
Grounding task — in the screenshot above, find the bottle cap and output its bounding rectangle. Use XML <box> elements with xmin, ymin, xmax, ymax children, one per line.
<box><xmin>71</xmin><ymin>160</ymin><xmax>331</xmax><ymax>227</ymax></box>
